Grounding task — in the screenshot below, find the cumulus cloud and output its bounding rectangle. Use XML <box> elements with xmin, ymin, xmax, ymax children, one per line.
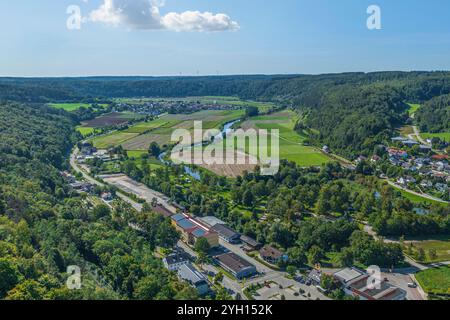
<box><xmin>89</xmin><ymin>0</ymin><xmax>239</xmax><ymax>32</ymax></box>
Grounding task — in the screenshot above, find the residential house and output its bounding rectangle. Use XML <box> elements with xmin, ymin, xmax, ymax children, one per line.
<box><xmin>163</xmin><ymin>252</ymin><xmax>191</xmax><ymax>271</ymax></box>
<box><xmin>259</xmin><ymin>245</ymin><xmax>288</xmax><ymax>265</ymax></box>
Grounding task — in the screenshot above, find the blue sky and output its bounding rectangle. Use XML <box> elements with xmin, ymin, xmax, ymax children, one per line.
<box><xmin>1</xmin><ymin>0</ymin><xmax>450</xmax><ymax>76</ymax></box>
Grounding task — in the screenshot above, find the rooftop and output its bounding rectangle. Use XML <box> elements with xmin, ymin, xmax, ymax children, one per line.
<box><xmin>260</xmin><ymin>245</ymin><xmax>284</xmax><ymax>260</ymax></box>
<box><xmin>211</xmin><ymin>224</ymin><xmax>240</xmax><ymax>239</ymax></box>
<box><xmin>240</xmin><ymin>235</ymin><xmax>261</xmax><ymax>248</ymax></box>
<box><xmin>334</xmin><ymin>268</ymin><xmax>365</xmax><ymax>284</ymax></box>
<box><xmin>198</xmin><ymin>216</ymin><xmax>226</xmax><ymax>227</ymax></box>
<box><xmin>216</xmin><ymin>253</ymin><xmax>254</xmax><ymax>273</ymax></box>
<box><xmin>177</xmin><ymin>263</ymin><xmax>207</xmax><ymax>285</ymax></box>
<box><xmin>164</xmin><ymin>252</ymin><xmax>191</xmax><ymax>266</ymax></box>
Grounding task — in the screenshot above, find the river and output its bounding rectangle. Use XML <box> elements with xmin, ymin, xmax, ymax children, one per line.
<box><xmin>158</xmin><ymin>119</ymin><xmax>241</xmax><ymax>180</ymax></box>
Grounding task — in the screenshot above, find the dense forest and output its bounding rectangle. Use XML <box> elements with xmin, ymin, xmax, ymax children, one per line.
<box><xmin>0</xmin><ymin>103</ymin><xmax>195</xmax><ymax>300</ymax></box>
<box><xmin>416</xmin><ymin>94</ymin><xmax>450</xmax><ymax>133</ymax></box>
<box><xmin>1</xmin><ymin>71</ymin><xmax>449</xmax><ymax>156</ymax></box>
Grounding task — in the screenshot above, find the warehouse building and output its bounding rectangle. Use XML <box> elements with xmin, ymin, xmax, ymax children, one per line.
<box><xmin>215</xmin><ymin>253</ymin><xmax>257</xmax><ymax>279</ymax></box>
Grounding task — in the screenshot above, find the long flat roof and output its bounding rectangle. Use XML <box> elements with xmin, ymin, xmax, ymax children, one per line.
<box><xmin>216</xmin><ymin>253</ymin><xmax>254</xmax><ymax>273</ymax></box>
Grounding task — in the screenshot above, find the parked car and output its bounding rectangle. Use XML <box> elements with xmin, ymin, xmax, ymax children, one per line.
<box><xmin>408</xmin><ymin>282</ymin><xmax>417</xmax><ymax>288</ymax></box>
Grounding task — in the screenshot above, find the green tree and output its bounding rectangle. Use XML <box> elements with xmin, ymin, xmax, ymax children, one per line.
<box><xmin>194</xmin><ymin>237</ymin><xmax>211</xmax><ymax>255</ymax></box>
<box><xmin>149</xmin><ymin>142</ymin><xmax>161</xmax><ymax>157</ymax></box>
<box><xmin>307</xmin><ymin>246</ymin><xmax>325</xmax><ymax>265</ymax></box>
<box><xmin>286</xmin><ymin>266</ymin><xmax>297</xmax><ymax>277</ymax></box>
<box><xmin>0</xmin><ymin>258</ymin><xmax>19</xmax><ymax>298</ymax></box>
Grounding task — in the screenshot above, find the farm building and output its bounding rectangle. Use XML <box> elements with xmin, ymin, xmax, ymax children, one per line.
<box><xmin>215</xmin><ymin>253</ymin><xmax>257</xmax><ymax>279</ymax></box>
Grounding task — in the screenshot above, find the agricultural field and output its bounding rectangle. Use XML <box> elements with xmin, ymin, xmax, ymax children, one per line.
<box><xmin>76</xmin><ymin>126</ymin><xmax>96</xmax><ymax>137</ymax></box>
<box><xmin>121</xmin><ymin>109</ymin><xmax>245</xmax><ymax>151</ymax></box>
<box><xmin>81</xmin><ymin>112</ymin><xmax>143</xmax><ymax>128</ymax></box>
<box><xmin>239</xmin><ymin>111</ymin><xmax>331</xmax><ymax>167</ymax></box>
<box><xmin>416</xmin><ymin>266</ymin><xmax>450</xmax><ymax>296</ymax></box>
<box><xmin>49</xmin><ymin>102</ymin><xmax>107</xmax><ymax>111</ymax></box>
<box><xmin>91</xmin><ymin>132</ymin><xmax>140</xmax><ymax>149</ymax></box>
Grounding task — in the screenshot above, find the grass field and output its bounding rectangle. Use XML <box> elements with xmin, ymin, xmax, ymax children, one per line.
<box><xmin>407</xmin><ymin>103</ymin><xmax>421</xmax><ymax>116</ymax></box>
<box><xmin>416</xmin><ymin>266</ymin><xmax>450</xmax><ymax>295</ymax></box>
<box><xmin>92</xmin><ymin>132</ymin><xmax>140</xmax><ymax>149</ymax></box>
<box><xmin>391</xmin><ymin>184</ymin><xmax>444</xmax><ymax>205</ymax></box>
<box><xmin>407</xmin><ymin>236</ymin><xmax>450</xmax><ymax>263</ymax></box>
<box><xmin>76</xmin><ymin>126</ymin><xmax>96</xmax><ymax>137</ymax></box>
<box><xmin>421</xmin><ymin>132</ymin><xmax>450</xmax><ymax>142</ymax></box>
<box><xmin>49</xmin><ymin>103</ymin><xmax>107</xmax><ymax>111</ymax></box>
<box><xmin>240</xmin><ymin>111</ymin><xmax>331</xmax><ymax>167</ymax></box>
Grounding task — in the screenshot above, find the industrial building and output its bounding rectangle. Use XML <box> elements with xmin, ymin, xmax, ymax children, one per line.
<box><xmin>215</xmin><ymin>252</ymin><xmax>257</xmax><ymax>279</ymax></box>
<box><xmin>334</xmin><ymin>268</ymin><xmax>407</xmax><ymax>301</ymax></box>
<box><xmin>171</xmin><ymin>213</ymin><xmax>219</xmax><ymax>248</ymax></box>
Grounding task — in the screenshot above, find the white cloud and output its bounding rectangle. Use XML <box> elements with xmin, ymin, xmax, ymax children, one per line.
<box><xmin>161</xmin><ymin>11</ymin><xmax>239</xmax><ymax>32</ymax></box>
<box><xmin>89</xmin><ymin>0</ymin><xmax>239</xmax><ymax>32</ymax></box>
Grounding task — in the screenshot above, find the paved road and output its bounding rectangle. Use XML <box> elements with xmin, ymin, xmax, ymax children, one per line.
<box><xmin>412</xmin><ymin>126</ymin><xmax>430</xmax><ymax>146</ymax></box>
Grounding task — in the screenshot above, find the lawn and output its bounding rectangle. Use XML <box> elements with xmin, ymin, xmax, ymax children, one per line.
<box><xmin>415</xmin><ymin>266</ymin><xmax>450</xmax><ymax>295</ymax></box>
<box><xmin>91</xmin><ymin>132</ymin><xmax>139</xmax><ymax>149</ymax></box>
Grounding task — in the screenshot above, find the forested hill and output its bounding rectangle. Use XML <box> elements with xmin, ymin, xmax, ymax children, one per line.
<box><xmin>2</xmin><ymin>72</ymin><xmax>450</xmax><ymax>103</ymax></box>
<box><xmin>0</xmin><ymin>103</ymin><xmax>194</xmax><ymax>300</ymax></box>
<box><xmin>416</xmin><ymin>94</ymin><xmax>450</xmax><ymax>133</ymax></box>
<box><xmin>1</xmin><ymin>71</ymin><xmax>450</xmax><ymax>157</ymax></box>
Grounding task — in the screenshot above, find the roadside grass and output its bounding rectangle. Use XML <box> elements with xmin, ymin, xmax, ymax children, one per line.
<box><xmin>415</xmin><ymin>266</ymin><xmax>450</xmax><ymax>295</ymax></box>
